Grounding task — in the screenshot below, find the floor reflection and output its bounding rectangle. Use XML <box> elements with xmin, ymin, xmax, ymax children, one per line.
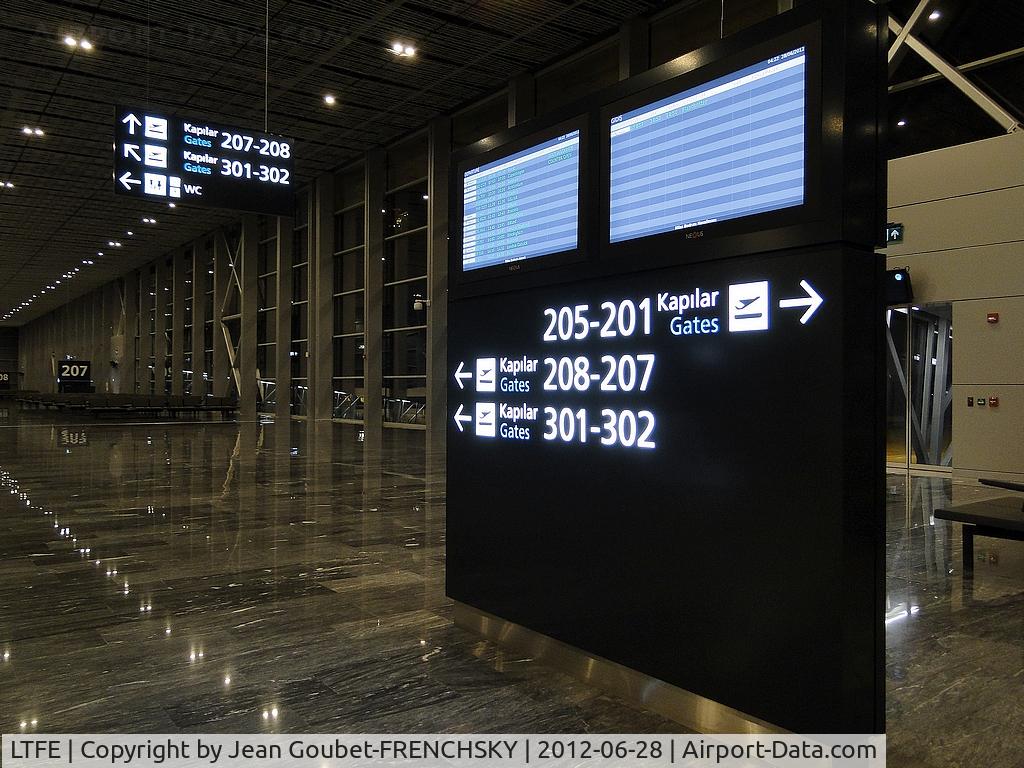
<box><xmin>0</xmin><ymin>407</ymin><xmax>678</xmax><ymax>734</ymax></box>
<box><xmin>0</xmin><ymin>404</ymin><xmax>1021</xmax><ymax>759</ymax></box>
<box><xmin>885</xmin><ymin>472</ymin><xmax>1024</xmax><ymax>768</ymax></box>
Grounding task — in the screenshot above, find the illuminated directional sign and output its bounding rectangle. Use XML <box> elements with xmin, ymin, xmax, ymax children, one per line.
<box><xmin>449</xmin><ymin>269</ymin><xmax>825</xmax><ymax>446</ymax></box>
<box><xmin>447</xmin><ymin>245</ymin><xmax>882</xmax><ymax>732</ymax></box>
<box><xmin>113</xmin><ymin>107</ymin><xmax>294</xmax><ymax>215</ymax></box>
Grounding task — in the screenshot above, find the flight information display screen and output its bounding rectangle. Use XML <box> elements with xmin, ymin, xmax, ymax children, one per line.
<box><xmin>609</xmin><ymin>47</ymin><xmax>806</xmax><ymax>244</ymax></box>
<box><xmin>462</xmin><ymin>130</ymin><xmax>580</xmax><ymax>272</ymax></box>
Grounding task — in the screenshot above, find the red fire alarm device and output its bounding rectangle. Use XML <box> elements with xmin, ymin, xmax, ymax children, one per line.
<box><xmin>989</xmin><ymin>397</ymin><xmax>1000</xmax><ymax>408</ymax></box>
<box><xmin>987</xmin><ymin>312</ymin><xmax>1000</xmax><ymax>324</ymax></box>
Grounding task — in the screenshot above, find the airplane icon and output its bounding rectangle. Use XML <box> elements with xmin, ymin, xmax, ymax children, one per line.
<box><xmin>475</xmin><ymin>403</ymin><xmax>496</xmax><ymax>437</ymax></box>
<box><xmin>476</xmin><ymin>358</ymin><xmax>496</xmax><ymax>392</ymax></box>
<box><xmin>733</xmin><ymin>297</ymin><xmax>762</xmax><ymax>319</ymax></box>
<box><xmin>728</xmin><ymin>281</ymin><xmax>770</xmax><ymax>332</ymax></box>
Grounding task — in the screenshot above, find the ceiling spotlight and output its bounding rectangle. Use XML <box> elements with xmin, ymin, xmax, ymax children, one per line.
<box><xmin>22</xmin><ymin>127</ymin><xmax>32</xmax><ymax>135</ymax></box>
<box><xmin>403</xmin><ymin>45</ymin><xmax>416</xmax><ymax>56</ymax></box>
<box><xmin>79</xmin><ymin>39</ymin><xmax>93</xmax><ymax>50</ymax></box>
<box><xmin>168</xmin><ymin>202</ymin><xmax>176</xmax><ymax>208</ymax></box>
<box><xmin>391</xmin><ymin>41</ymin><xmax>403</xmax><ymax>53</ymax></box>
<box><xmin>97</xmin><ymin>251</ymin><xmax>104</xmax><ymax>256</ymax></box>
<box><xmin>323</xmin><ymin>94</ymin><xmax>337</xmax><ymax>106</ymax></box>
<box><xmin>126</xmin><ymin>230</ymin><xmax>134</xmax><ymax>236</ymax></box>
<box><xmin>34</xmin><ymin>128</ymin><xmax>44</xmax><ymax>136</ymax></box>
<box><xmin>391</xmin><ymin>41</ymin><xmax>416</xmax><ymax>57</ymax></box>
<box><xmin>897</xmin><ymin>119</ymin><xmax>907</xmax><ymax>127</ymax></box>
<box><xmin>63</xmin><ymin>35</ymin><xmax>78</xmax><ymax>47</ymax></box>
<box><xmin>928</xmin><ymin>10</ymin><xmax>941</xmax><ymax>21</ymax></box>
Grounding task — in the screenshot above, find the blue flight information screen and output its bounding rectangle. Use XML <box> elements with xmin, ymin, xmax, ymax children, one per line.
<box><xmin>609</xmin><ymin>47</ymin><xmax>806</xmax><ymax>244</ymax></box>
<box><xmin>462</xmin><ymin>130</ymin><xmax>580</xmax><ymax>272</ymax></box>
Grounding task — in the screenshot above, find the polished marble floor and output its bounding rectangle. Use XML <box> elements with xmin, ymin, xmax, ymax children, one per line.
<box><xmin>0</xmin><ymin>405</ymin><xmax>1021</xmax><ymax>765</ymax></box>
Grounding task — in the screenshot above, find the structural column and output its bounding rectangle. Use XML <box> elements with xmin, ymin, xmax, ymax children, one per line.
<box><xmin>275</xmin><ymin>216</ymin><xmax>294</xmax><ymax>422</ymax></box>
<box><xmin>239</xmin><ymin>214</ymin><xmax>259</xmax><ymax>419</ymax></box>
<box><xmin>363</xmin><ymin>150</ymin><xmax>386</xmax><ymax>452</ymax></box>
<box><xmin>191</xmin><ymin>242</ymin><xmax>207</xmax><ymax>396</ymax></box>
<box><xmin>426</xmin><ymin>116</ymin><xmax>451</xmax><ymax>477</ymax></box>
<box><xmin>212</xmin><ymin>231</ymin><xmax>230</xmax><ymax>397</ymax></box>
<box><xmin>171</xmin><ymin>248</ymin><xmax>186</xmax><ymax>395</ymax></box>
<box><xmin>619</xmin><ymin>17</ymin><xmax>649</xmax><ymax>80</ymax></box>
<box><xmin>311</xmin><ymin>172</ymin><xmax>335</xmax><ymax>421</ymax></box>
<box><xmin>508</xmin><ymin>73</ymin><xmax>536</xmax><ymax>127</ymax></box>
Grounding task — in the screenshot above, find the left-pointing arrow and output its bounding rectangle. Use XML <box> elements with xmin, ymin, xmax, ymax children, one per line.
<box><xmin>454</xmin><ymin>403</ymin><xmax>472</xmax><ymax>432</ymax></box>
<box><xmin>118</xmin><ymin>171</ymin><xmax>141</xmax><ymax>190</ymax></box>
<box><xmin>778</xmin><ymin>279</ymin><xmax>824</xmax><ymax>325</ymax></box>
<box><xmin>123</xmin><ymin>143</ymin><xmax>141</xmax><ymax>161</ymax></box>
<box><xmin>454</xmin><ymin>361</ymin><xmax>473</xmax><ymax>389</ymax></box>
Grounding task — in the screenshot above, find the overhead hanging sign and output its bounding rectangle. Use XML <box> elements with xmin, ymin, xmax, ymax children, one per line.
<box><xmin>113</xmin><ymin>106</ymin><xmax>294</xmax><ymax>215</ymax></box>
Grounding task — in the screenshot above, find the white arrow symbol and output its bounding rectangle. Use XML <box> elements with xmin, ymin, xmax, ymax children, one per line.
<box><xmin>454</xmin><ymin>361</ymin><xmax>473</xmax><ymax>389</ymax></box>
<box><xmin>453</xmin><ymin>403</ymin><xmax>472</xmax><ymax>432</ymax></box>
<box><xmin>121</xmin><ymin>113</ymin><xmax>141</xmax><ymax>134</ymax></box>
<box><xmin>118</xmin><ymin>171</ymin><xmax>141</xmax><ymax>190</ymax></box>
<box><xmin>778</xmin><ymin>279</ymin><xmax>824</xmax><ymax>324</ymax></box>
<box><xmin>123</xmin><ymin>143</ymin><xmax>141</xmax><ymax>161</ymax></box>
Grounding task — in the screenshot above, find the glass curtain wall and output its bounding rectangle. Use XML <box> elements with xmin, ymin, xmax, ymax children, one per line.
<box><xmin>332</xmin><ymin>164</ymin><xmax>366</xmax><ymax>421</ymax></box>
<box><xmin>290</xmin><ymin>193</ymin><xmax>310</xmax><ymax>415</ymax></box>
<box><xmin>886</xmin><ymin>303</ymin><xmax>954</xmax><ymax>470</ymax></box>
<box><xmin>202</xmin><ymin>239</ymin><xmax>214</xmax><ymax>397</ymax></box>
<box><xmin>256</xmin><ymin>216</ymin><xmax>278</xmax><ymax>412</ymax></box>
<box><xmin>183</xmin><ymin>247</ymin><xmax>194</xmax><ymax>394</ymax></box>
<box><xmin>133</xmin><ymin>271</ymin><xmax>142</xmax><ymax>392</ymax></box>
<box><xmin>383</xmin><ymin>135</ymin><xmax>428</xmax><ymax>427</ymax></box>
<box><xmin>147</xmin><ymin>266</ymin><xmax>156</xmax><ymax>394</ymax></box>
<box><xmin>163</xmin><ymin>258</ymin><xmax>173</xmax><ymax>394</ymax></box>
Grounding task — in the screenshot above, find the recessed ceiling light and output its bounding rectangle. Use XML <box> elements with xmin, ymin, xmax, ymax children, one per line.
<box><xmin>126</xmin><ymin>230</ymin><xmax>134</xmax><ymax>236</ymax></box>
<box><xmin>97</xmin><ymin>251</ymin><xmax>104</xmax><ymax>256</ymax></box>
<box><xmin>391</xmin><ymin>41</ymin><xmax>416</xmax><ymax>57</ymax></box>
<box><xmin>929</xmin><ymin>10</ymin><xmax>941</xmax><ymax>21</ymax></box>
<box><xmin>323</xmin><ymin>94</ymin><xmax>337</xmax><ymax>106</ymax></box>
<box><xmin>168</xmin><ymin>202</ymin><xmax>176</xmax><ymax>208</ymax></box>
<box><xmin>897</xmin><ymin>119</ymin><xmax>907</xmax><ymax>127</ymax></box>
<box><xmin>34</xmin><ymin>128</ymin><xmax>44</xmax><ymax>136</ymax></box>
<box><xmin>63</xmin><ymin>35</ymin><xmax>78</xmax><ymax>47</ymax></box>
<box><xmin>79</xmin><ymin>39</ymin><xmax>93</xmax><ymax>50</ymax></box>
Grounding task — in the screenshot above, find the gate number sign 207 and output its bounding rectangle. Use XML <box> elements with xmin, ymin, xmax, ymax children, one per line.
<box><xmin>59</xmin><ymin>363</ymin><xmax>90</xmax><ymax>379</ymax></box>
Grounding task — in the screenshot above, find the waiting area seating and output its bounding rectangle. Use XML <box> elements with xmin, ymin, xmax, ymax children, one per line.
<box><xmin>935</xmin><ymin>479</ymin><xmax>1024</xmax><ymax>575</ymax></box>
<box><xmin>13</xmin><ymin>392</ymin><xmax>238</xmax><ymax>419</ymax></box>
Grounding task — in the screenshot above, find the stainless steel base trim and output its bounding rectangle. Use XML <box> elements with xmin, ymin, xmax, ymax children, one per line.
<box><xmin>453</xmin><ymin>601</ymin><xmax>785</xmax><ymax>735</ymax></box>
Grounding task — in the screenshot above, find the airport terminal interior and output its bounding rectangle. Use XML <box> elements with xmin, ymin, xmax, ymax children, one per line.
<box><xmin>1</xmin><ymin>1</ymin><xmax>1023</xmax><ymax>766</ymax></box>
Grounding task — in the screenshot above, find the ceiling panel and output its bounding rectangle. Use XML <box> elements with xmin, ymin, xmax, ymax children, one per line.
<box><xmin>1</xmin><ymin>0</ymin><xmax>662</xmax><ymax>325</ymax></box>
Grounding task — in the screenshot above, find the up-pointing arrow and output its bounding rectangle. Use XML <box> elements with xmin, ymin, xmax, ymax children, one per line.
<box><xmin>453</xmin><ymin>403</ymin><xmax>472</xmax><ymax>432</ymax></box>
<box><xmin>778</xmin><ymin>279</ymin><xmax>824</xmax><ymax>324</ymax></box>
<box><xmin>118</xmin><ymin>171</ymin><xmax>141</xmax><ymax>190</ymax></box>
<box><xmin>123</xmin><ymin>143</ymin><xmax>141</xmax><ymax>161</ymax></box>
<box><xmin>454</xmin><ymin>361</ymin><xmax>473</xmax><ymax>389</ymax></box>
<box><xmin>121</xmin><ymin>113</ymin><xmax>142</xmax><ymax>134</ymax></box>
